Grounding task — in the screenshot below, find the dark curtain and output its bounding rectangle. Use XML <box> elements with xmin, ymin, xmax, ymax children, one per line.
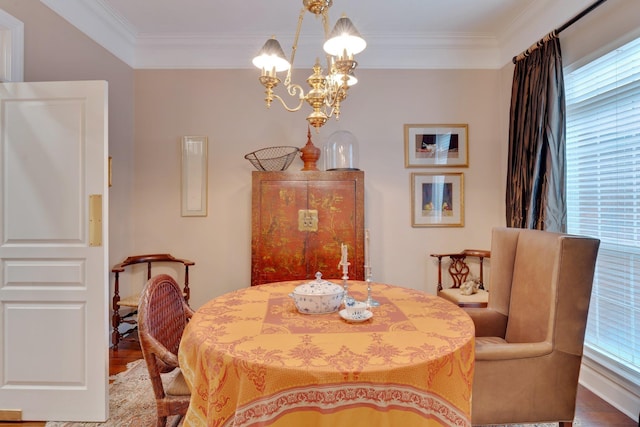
<box><xmin>506</xmin><ymin>34</ymin><xmax>566</xmax><ymax>232</ymax></box>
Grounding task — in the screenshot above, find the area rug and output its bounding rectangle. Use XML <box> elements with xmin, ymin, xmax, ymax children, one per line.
<box><xmin>45</xmin><ymin>359</ymin><xmax>180</xmax><ymax>427</ymax></box>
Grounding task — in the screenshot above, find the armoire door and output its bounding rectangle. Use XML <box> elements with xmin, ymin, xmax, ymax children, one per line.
<box><xmin>251</xmin><ymin>171</ymin><xmax>364</xmax><ymax>286</ymax></box>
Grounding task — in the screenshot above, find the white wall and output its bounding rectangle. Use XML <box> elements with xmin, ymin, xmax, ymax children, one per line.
<box><xmin>134</xmin><ymin>68</ymin><xmax>506</xmax><ymax>308</ymax></box>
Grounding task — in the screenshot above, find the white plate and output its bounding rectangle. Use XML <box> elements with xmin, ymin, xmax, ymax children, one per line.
<box><xmin>339</xmin><ymin>309</ymin><xmax>373</xmax><ymax>323</ymax></box>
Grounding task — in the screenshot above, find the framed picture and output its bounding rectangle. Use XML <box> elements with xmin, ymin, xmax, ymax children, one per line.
<box><xmin>411</xmin><ymin>172</ymin><xmax>464</xmax><ymax>227</ymax></box>
<box><xmin>181</xmin><ymin>136</ymin><xmax>208</xmax><ymax>217</ymax></box>
<box><xmin>404</xmin><ymin>124</ymin><xmax>468</xmax><ymax>167</ymax></box>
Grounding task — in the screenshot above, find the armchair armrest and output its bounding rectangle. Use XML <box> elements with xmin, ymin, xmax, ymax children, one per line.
<box><xmin>475</xmin><ymin>340</ymin><xmax>553</xmax><ymax>361</ymax></box>
<box><xmin>143</xmin><ymin>332</ymin><xmax>180</xmax><ymax>371</ymax></box>
<box><xmin>464</xmin><ymin>307</ymin><xmax>508</xmax><ymax>337</ymax></box>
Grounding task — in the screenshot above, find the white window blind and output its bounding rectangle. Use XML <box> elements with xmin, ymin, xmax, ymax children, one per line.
<box><xmin>565</xmin><ymin>36</ymin><xmax>640</xmax><ymax>385</ymax></box>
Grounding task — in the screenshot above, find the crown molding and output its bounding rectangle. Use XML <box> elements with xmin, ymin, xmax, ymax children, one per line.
<box><xmin>498</xmin><ymin>0</ymin><xmax>595</xmax><ymax>65</ymax></box>
<box><xmin>40</xmin><ymin>0</ymin><xmax>137</xmax><ymax>67</ymax></box>
<box><xmin>133</xmin><ymin>32</ymin><xmax>501</xmax><ymax>70</ymax></box>
<box><xmin>40</xmin><ymin>0</ymin><xmax>587</xmax><ymax>70</ymax></box>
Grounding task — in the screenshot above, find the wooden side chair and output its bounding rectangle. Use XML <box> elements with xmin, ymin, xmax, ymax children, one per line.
<box><xmin>430</xmin><ymin>249</ymin><xmax>490</xmax><ymax>307</ymax></box>
<box><xmin>111</xmin><ymin>254</ymin><xmax>194</xmax><ymax>349</ymax></box>
<box><xmin>138</xmin><ymin>274</ymin><xmax>194</xmax><ymax>427</ymax></box>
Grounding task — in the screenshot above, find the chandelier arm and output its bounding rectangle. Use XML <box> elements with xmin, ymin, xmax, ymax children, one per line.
<box><xmin>323</xmin><ymin>72</ymin><xmax>339</xmax><ymax>111</ymax></box>
<box><xmin>272</xmin><ymin>94</ymin><xmax>305</xmax><ymax>112</ymax></box>
<box><xmin>324</xmin><ymin>106</ymin><xmax>335</xmax><ymax>118</ymax></box>
<box><xmin>273</xmin><ymin>80</ymin><xmax>306</xmax><ymax>112</ymax></box>
<box><xmin>285</xmin><ymin>82</ymin><xmax>306</xmax><ymax>99</ymax></box>
<box><xmin>324</xmin><ymin>83</ymin><xmax>347</xmax><ymax>107</ymax></box>
<box><xmin>319</xmin><ymin>104</ymin><xmax>341</xmax><ymax>121</ymax></box>
<box><xmin>324</xmin><ymin>87</ymin><xmax>336</xmax><ymax>106</ymax></box>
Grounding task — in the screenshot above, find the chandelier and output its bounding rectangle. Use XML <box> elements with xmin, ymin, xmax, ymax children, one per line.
<box><xmin>252</xmin><ymin>0</ymin><xmax>366</xmax><ymax>130</ymax></box>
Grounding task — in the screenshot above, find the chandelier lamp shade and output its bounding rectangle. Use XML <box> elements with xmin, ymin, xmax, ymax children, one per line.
<box><xmin>252</xmin><ymin>0</ymin><xmax>366</xmax><ymax>130</ymax></box>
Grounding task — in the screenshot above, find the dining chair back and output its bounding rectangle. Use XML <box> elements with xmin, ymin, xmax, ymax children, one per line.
<box><xmin>138</xmin><ymin>274</ymin><xmax>194</xmax><ymax>427</ymax></box>
<box><xmin>431</xmin><ymin>249</ymin><xmax>491</xmax><ymax>307</ymax></box>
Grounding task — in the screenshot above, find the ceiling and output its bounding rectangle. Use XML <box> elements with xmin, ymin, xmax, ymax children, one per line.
<box><xmin>40</xmin><ymin>0</ymin><xmax>594</xmax><ymax>69</ymax></box>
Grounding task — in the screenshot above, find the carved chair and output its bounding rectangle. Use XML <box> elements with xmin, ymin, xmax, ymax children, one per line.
<box><xmin>138</xmin><ymin>274</ymin><xmax>194</xmax><ymax>427</ymax></box>
<box><xmin>464</xmin><ymin>227</ymin><xmax>600</xmax><ymax>426</ymax></box>
<box><xmin>111</xmin><ymin>254</ymin><xmax>194</xmax><ymax>349</ymax></box>
<box><xmin>430</xmin><ymin>249</ymin><xmax>491</xmax><ymax>307</ymax></box>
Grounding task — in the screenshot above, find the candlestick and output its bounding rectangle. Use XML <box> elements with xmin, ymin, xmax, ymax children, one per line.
<box><xmin>339</xmin><ymin>243</ymin><xmax>350</xmax><ymax>303</ymax></box>
<box><xmin>365</xmin><ymin>229</ymin><xmax>370</xmax><ymax>268</ymax></box>
<box><xmin>364</xmin><ymin>230</ymin><xmax>380</xmax><ymax>308</ymax></box>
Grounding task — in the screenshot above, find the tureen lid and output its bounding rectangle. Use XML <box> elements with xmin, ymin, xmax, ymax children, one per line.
<box><xmin>293</xmin><ymin>272</ymin><xmax>342</xmax><ymax>295</ymax></box>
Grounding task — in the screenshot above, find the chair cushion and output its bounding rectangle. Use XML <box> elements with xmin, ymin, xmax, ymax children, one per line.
<box><xmin>117</xmin><ymin>292</ymin><xmax>188</xmax><ymax>308</ymax></box>
<box><xmin>439</xmin><ymin>288</ymin><xmax>489</xmax><ymax>307</ymax></box>
<box><xmin>165</xmin><ymin>369</ymin><xmax>191</xmax><ymax>396</ymax></box>
<box><xmin>476</xmin><ymin>336</ymin><xmax>507</xmax><ymax>346</ymax></box>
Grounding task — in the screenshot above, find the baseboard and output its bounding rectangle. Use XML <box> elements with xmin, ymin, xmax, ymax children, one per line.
<box><xmin>579</xmin><ymin>359</ymin><xmax>640</xmax><ymax>421</ymax></box>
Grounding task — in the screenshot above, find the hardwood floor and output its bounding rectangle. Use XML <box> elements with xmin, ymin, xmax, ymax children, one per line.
<box><xmin>3</xmin><ymin>336</ymin><xmax>637</xmax><ymax>426</ymax></box>
<box><xmin>575</xmin><ymin>387</ymin><xmax>638</xmax><ymax>427</ymax></box>
<box><xmin>108</xmin><ymin>335</ymin><xmax>143</xmax><ymax>377</ymax></box>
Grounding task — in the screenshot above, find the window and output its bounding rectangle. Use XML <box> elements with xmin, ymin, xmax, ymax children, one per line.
<box><xmin>565</xmin><ymin>36</ymin><xmax>640</xmax><ymax>386</ymax></box>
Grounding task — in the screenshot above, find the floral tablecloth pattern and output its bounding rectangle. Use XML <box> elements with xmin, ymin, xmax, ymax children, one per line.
<box><xmin>179</xmin><ymin>281</ymin><xmax>475</xmax><ymax>426</ymax></box>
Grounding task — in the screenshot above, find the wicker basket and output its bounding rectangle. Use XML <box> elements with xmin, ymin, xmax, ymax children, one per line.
<box><xmin>244</xmin><ymin>146</ymin><xmax>300</xmax><ymax>171</ymax></box>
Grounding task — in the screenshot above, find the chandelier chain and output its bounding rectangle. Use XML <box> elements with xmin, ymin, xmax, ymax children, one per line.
<box><xmin>284</xmin><ymin>7</ymin><xmax>307</xmax><ymax>88</ymax></box>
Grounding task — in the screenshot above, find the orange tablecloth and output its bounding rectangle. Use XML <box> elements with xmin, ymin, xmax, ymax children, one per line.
<box><xmin>179</xmin><ymin>281</ymin><xmax>475</xmax><ymax>426</ymax></box>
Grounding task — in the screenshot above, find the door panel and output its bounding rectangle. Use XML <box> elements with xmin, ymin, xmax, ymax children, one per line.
<box><xmin>307</xmin><ymin>180</ymin><xmax>359</xmax><ymax>279</ymax></box>
<box><xmin>255</xmin><ymin>180</ymin><xmax>308</xmax><ymax>284</ymax></box>
<box><xmin>0</xmin><ymin>81</ymin><xmax>108</xmax><ymax>421</ymax></box>
<box><xmin>5</xmin><ymin>98</ymin><xmax>84</xmax><ymax>241</ymax></box>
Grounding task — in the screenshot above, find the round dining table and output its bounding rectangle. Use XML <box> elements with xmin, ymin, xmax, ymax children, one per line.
<box><xmin>178</xmin><ymin>280</ymin><xmax>475</xmax><ymax>426</ymax></box>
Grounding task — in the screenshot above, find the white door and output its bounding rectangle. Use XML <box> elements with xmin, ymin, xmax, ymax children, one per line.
<box><xmin>0</xmin><ymin>81</ymin><xmax>108</xmax><ymax>422</ymax></box>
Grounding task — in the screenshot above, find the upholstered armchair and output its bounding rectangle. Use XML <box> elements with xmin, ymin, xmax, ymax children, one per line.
<box><xmin>465</xmin><ymin>227</ymin><xmax>600</xmax><ymax>426</ymax></box>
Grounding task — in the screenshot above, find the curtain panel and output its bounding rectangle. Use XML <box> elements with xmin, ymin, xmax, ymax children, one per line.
<box><xmin>506</xmin><ymin>36</ymin><xmax>567</xmax><ymax>232</ymax></box>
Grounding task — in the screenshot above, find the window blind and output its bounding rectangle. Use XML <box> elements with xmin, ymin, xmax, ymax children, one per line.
<box><xmin>565</xmin><ymin>36</ymin><xmax>640</xmax><ymax>385</ymax></box>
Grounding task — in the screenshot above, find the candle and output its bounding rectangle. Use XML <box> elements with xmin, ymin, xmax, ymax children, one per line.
<box><xmin>341</xmin><ymin>243</ymin><xmax>349</xmax><ymax>274</ymax></box>
<box><xmin>365</xmin><ymin>229</ymin><xmax>370</xmax><ymax>268</ymax></box>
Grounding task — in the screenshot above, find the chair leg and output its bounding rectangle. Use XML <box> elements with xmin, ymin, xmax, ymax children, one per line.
<box><xmin>111</xmin><ymin>307</ymin><xmax>121</xmax><ymax>349</ymax></box>
<box><xmin>168</xmin><ymin>415</ymin><xmax>184</xmax><ymax>427</ymax></box>
<box><xmin>559</xmin><ymin>422</ymin><xmax>573</xmax><ymax>427</ymax></box>
<box><xmin>157</xmin><ymin>416</ymin><xmax>167</xmax><ymax>427</ymax></box>
<box><xmin>112</xmin><ymin>272</ymin><xmax>121</xmax><ymax>349</ymax></box>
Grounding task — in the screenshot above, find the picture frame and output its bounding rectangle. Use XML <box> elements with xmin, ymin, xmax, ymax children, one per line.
<box><xmin>404</xmin><ymin>124</ymin><xmax>469</xmax><ymax>167</ymax></box>
<box><xmin>181</xmin><ymin>136</ymin><xmax>208</xmax><ymax>217</ymax></box>
<box><xmin>411</xmin><ymin>172</ymin><xmax>464</xmax><ymax>227</ymax></box>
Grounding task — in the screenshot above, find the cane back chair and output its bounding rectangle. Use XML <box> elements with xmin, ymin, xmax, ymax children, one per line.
<box><xmin>138</xmin><ymin>274</ymin><xmax>194</xmax><ymax>427</ymax></box>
